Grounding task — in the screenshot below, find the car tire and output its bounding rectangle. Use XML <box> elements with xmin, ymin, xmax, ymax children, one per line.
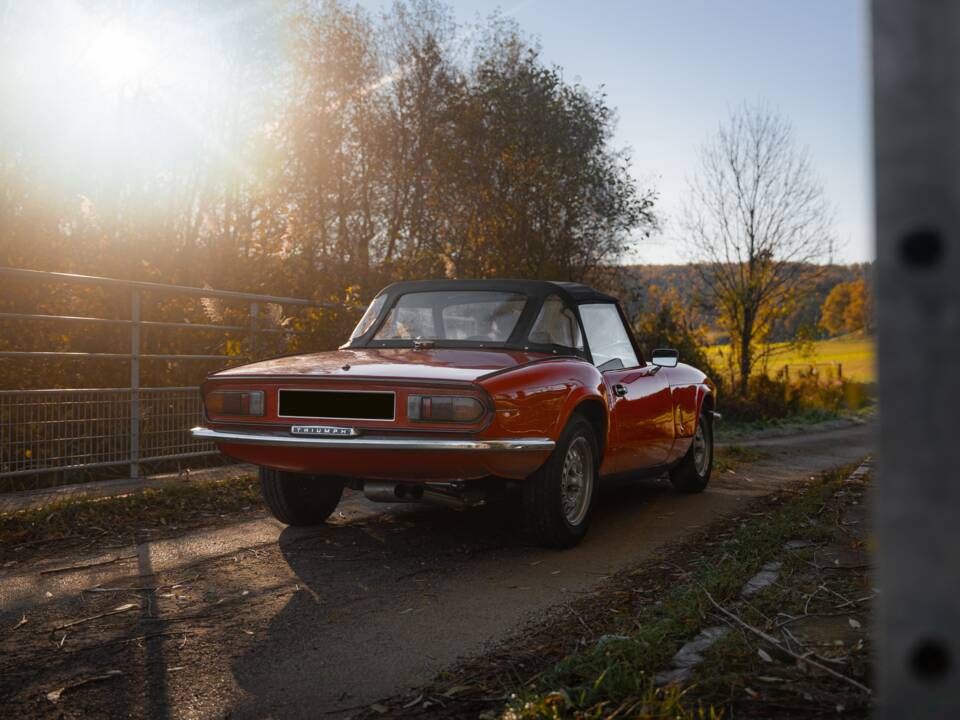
<box><xmin>522</xmin><ymin>414</ymin><xmax>599</xmax><ymax>549</ymax></box>
<box><xmin>259</xmin><ymin>467</ymin><xmax>345</xmax><ymax>526</ymax></box>
<box><xmin>669</xmin><ymin>409</ymin><xmax>713</xmax><ymax>494</ymax></box>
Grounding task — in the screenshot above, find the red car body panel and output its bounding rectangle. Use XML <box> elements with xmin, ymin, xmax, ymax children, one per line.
<box><xmin>199</xmin><ymin>350</ymin><xmax>711</xmax><ymax>482</ymax></box>
<box><xmin>210</xmin><ymin>348</ymin><xmax>548</xmax><ymax>383</ymax></box>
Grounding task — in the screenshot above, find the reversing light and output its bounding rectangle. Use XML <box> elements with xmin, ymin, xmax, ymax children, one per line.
<box><xmin>407</xmin><ymin>395</ymin><xmax>484</xmax><ymax>423</ymax></box>
<box><xmin>206</xmin><ymin>390</ymin><xmax>265</xmax><ymax>417</ymax></box>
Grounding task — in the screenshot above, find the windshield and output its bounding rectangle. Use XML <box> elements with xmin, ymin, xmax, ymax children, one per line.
<box><xmin>372</xmin><ymin>291</ymin><xmax>527</xmax><ymax>342</ymax></box>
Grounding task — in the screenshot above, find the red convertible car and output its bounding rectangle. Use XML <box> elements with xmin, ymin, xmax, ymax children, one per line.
<box><xmin>192</xmin><ymin>280</ymin><xmax>717</xmax><ymax>547</ymax></box>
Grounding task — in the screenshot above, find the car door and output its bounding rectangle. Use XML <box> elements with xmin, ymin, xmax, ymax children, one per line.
<box><xmin>578</xmin><ymin>303</ymin><xmax>675</xmax><ymax>474</ymax></box>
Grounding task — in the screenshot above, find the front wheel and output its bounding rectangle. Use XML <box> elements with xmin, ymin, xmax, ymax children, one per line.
<box><xmin>522</xmin><ymin>415</ymin><xmax>599</xmax><ymax>548</ymax></box>
<box><xmin>259</xmin><ymin>468</ymin><xmax>344</xmax><ymax>526</ymax></box>
<box><xmin>669</xmin><ymin>409</ymin><xmax>713</xmax><ymax>494</ymax></box>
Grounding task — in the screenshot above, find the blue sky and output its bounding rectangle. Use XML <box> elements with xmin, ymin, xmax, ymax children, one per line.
<box><xmin>366</xmin><ymin>0</ymin><xmax>873</xmax><ymax>265</ymax></box>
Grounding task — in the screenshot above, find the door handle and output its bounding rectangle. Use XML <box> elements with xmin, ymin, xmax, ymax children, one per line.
<box><xmin>613</xmin><ymin>383</ymin><xmax>628</xmax><ymax>397</ymax></box>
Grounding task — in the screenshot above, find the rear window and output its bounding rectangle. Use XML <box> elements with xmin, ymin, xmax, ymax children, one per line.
<box><xmin>373</xmin><ymin>291</ymin><xmax>527</xmax><ymax>342</ymax></box>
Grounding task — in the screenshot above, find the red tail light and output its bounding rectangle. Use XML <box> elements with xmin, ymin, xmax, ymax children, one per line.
<box><xmin>206</xmin><ymin>390</ymin><xmax>265</xmax><ymax>417</ymax></box>
<box><xmin>406</xmin><ymin>395</ymin><xmax>484</xmax><ymax>423</ymax></box>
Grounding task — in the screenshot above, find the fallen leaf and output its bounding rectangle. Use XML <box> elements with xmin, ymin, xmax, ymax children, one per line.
<box><xmin>758</xmin><ymin>648</ymin><xmax>773</xmax><ymax>663</ymax></box>
<box><xmin>370</xmin><ymin>703</ymin><xmax>388</xmax><ymax>714</ymax></box>
<box><xmin>848</xmin><ymin>618</ymin><xmax>861</xmax><ymax>629</ymax></box>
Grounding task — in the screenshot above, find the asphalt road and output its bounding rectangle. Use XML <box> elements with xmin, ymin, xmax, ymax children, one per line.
<box><xmin>0</xmin><ymin>422</ymin><xmax>873</xmax><ymax>719</ymax></box>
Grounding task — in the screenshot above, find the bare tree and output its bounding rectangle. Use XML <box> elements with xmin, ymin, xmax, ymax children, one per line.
<box><xmin>684</xmin><ymin>103</ymin><xmax>833</xmax><ymax>393</ymax></box>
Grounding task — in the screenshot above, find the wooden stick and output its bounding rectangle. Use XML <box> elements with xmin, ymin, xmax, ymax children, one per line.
<box><xmin>40</xmin><ymin>554</ymin><xmax>137</xmax><ymax>575</ymax></box>
<box><xmin>51</xmin><ymin>603</ymin><xmax>138</xmax><ymax>632</ymax></box>
<box><xmin>702</xmin><ymin>588</ymin><xmax>871</xmax><ymax>695</ymax></box>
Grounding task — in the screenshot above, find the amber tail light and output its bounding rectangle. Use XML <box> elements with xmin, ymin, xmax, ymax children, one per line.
<box><xmin>206</xmin><ymin>390</ymin><xmax>265</xmax><ymax>417</ymax></box>
<box><xmin>406</xmin><ymin>395</ymin><xmax>484</xmax><ymax>423</ymax></box>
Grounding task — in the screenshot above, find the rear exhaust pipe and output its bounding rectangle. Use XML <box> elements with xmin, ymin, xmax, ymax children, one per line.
<box><xmin>362</xmin><ymin>481</ymin><xmax>483</xmax><ymax>508</ymax></box>
<box><xmin>363</xmin><ymin>481</ymin><xmax>424</xmax><ymax>503</ymax></box>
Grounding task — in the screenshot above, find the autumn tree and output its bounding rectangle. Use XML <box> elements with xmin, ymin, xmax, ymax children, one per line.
<box><xmin>684</xmin><ymin>103</ymin><xmax>833</xmax><ymax>393</ymax></box>
<box><xmin>820</xmin><ymin>277</ymin><xmax>871</xmax><ymax>336</ymax></box>
<box><xmin>0</xmin><ymin>0</ymin><xmax>656</xmax><ymax>388</ymax></box>
<box><xmin>434</xmin><ymin>40</ymin><xmax>655</xmax><ymax>279</ymax></box>
<box><xmin>632</xmin><ymin>287</ymin><xmax>713</xmax><ymax>372</ymax></box>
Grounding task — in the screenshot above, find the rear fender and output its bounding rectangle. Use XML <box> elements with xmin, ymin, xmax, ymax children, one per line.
<box><xmin>558</xmin><ymin>389</ymin><xmax>609</xmax><ymax>455</ymax></box>
<box><xmin>479</xmin><ymin>359</ymin><xmax>606</xmax><ymax>446</ymax></box>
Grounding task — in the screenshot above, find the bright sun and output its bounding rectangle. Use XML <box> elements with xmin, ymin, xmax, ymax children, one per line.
<box><xmin>3</xmin><ymin>2</ymin><xmax>253</xmax><ymax>183</ymax></box>
<box><xmin>84</xmin><ymin>24</ymin><xmax>154</xmax><ymax>90</ymax></box>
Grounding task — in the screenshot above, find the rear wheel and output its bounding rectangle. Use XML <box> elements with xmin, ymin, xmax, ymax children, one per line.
<box><xmin>522</xmin><ymin>415</ymin><xmax>599</xmax><ymax>548</ymax></box>
<box><xmin>669</xmin><ymin>409</ymin><xmax>713</xmax><ymax>494</ymax></box>
<box><xmin>259</xmin><ymin>468</ymin><xmax>345</xmax><ymax>526</ymax></box>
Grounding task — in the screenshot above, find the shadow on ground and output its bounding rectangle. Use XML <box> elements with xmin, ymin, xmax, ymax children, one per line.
<box><xmin>228</xmin><ymin>479</ymin><xmax>669</xmax><ymax>718</ymax></box>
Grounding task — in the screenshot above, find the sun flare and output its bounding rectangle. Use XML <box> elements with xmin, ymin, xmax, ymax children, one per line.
<box><xmin>83</xmin><ymin>24</ymin><xmax>154</xmax><ymax>91</ymax></box>
<box><xmin>1</xmin><ymin>1</ymin><xmax>261</xmax><ymax>189</ymax></box>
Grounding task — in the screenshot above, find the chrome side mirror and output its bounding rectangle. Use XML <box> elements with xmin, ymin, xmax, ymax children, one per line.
<box><xmin>651</xmin><ymin>348</ymin><xmax>679</xmax><ymax>368</ymax></box>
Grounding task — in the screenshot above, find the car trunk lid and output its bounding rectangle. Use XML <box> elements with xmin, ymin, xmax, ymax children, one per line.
<box><xmin>210</xmin><ymin>348</ymin><xmax>551</xmax><ymax>384</ymax></box>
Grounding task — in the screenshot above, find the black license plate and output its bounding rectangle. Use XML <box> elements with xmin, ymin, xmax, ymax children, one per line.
<box><xmin>278</xmin><ymin>390</ymin><xmax>395</xmax><ymax>420</ymax></box>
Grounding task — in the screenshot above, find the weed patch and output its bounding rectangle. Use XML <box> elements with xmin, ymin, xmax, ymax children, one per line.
<box><xmin>503</xmin><ymin>466</ymin><xmax>859</xmax><ymax>718</ymax></box>
<box><xmin>0</xmin><ymin>472</ymin><xmax>262</xmax><ymax>562</ymax></box>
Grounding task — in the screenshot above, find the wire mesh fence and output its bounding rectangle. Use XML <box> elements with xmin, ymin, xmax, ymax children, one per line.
<box><xmin>0</xmin><ymin>387</ymin><xmax>214</xmax><ymax>487</ymax></box>
<box><xmin>0</xmin><ymin>267</ymin><xmax>322</xmax><ymax>494</ymax></box>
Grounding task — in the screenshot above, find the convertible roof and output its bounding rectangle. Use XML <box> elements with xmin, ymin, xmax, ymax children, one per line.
<box><xmin>377</xmin><ymin>278</ymin><xmax>617</xmax><ymax>305</ymax></box>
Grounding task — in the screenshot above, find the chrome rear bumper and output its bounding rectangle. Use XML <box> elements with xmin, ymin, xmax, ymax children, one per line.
<box><xmin>191</xmin><ymin>426</ymin><xmax>555</xmax><ymax>452</ymax></box>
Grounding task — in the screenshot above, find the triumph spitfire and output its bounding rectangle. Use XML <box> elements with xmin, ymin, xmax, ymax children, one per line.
<box><xmin>192</xmin><ymin>279</ymin><xmax>717</xmax><ymax>547</ymax></box>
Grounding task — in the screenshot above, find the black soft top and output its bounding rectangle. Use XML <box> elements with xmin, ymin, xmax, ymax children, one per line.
<box><xmin>345</xmin><ymin>278</ymin><xmax>642</xmax><ymax>364</ymax></box>
<box><xmin>373</xmin><ymin>278</ymin><xmax>617</xmax><ymax>305</ymax></box>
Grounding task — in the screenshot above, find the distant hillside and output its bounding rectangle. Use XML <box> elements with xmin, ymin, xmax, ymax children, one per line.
<box><xmin>597</xmin><ymin>262</ymin><xmax>873</xmax><ymax>343</ymax></box>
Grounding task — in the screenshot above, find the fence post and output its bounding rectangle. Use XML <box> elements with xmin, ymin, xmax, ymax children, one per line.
<box><xmin>249</xmin><ymin>301</ymin><xmax>258</xmax><ymax>360</ymax></box>
<box><xmin>875</xmin><ymin>0</ymin><xmax>960</xmax><ymax>714</ymax></box>
<box><xmin>130</xmin><ymin>289</ymin><xmax>141</xmax><ymax>480</ymax></box>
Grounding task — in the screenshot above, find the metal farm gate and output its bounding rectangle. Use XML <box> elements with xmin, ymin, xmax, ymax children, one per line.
<box><xmin>0</xmin><ymin>267</ymin><xmax>313</xmax><ymax>487</ymax></box>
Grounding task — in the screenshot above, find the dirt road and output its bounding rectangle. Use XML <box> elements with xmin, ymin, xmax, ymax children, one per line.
<box><xmin>0</xmin><ymin>423</ymin><xmax>872</xmax><ymax>719</ymax></box>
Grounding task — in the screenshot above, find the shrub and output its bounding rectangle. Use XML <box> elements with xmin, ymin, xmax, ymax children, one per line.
<box><xmin>714</xmin><ymin>368</ymin><xmax>869</xmax><ymax>422</ymax></box>
<box><xmin>716</xmin><ymin>374</ymin><xmax>796</xmax><ymax>421</ymax></box>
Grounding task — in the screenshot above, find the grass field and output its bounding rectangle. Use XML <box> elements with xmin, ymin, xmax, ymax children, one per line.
<box><xmin>706</xmin><ymin>334</ymin><xmax>876</xmax><ymax>383</ymax></box>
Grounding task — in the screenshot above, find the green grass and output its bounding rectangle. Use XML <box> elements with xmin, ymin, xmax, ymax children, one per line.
<box><xmin>503</xmin><ymin>464</ymin><xmax>858</xmax><ymax>719</ymax></box>
<box><xmin>706</xmin><ymin>335</ymin><xmax>876</xmax><ymax>383</ymax></box>
<box><xmin>715</xmin><ymin>408</ymin><xmax>855</xmax><ymax>442</ymax></box>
